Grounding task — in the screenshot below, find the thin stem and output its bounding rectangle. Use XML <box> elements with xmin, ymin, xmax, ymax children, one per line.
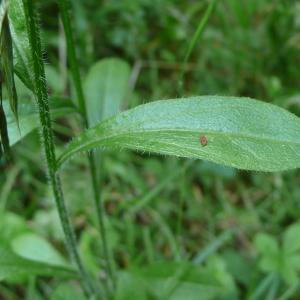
<box><xmin>57</xmin><ymin>0</ymin><xmax>115</xmax><ymax>292</ymax></box>
<box><xmin>22</xmin><ymin>0</ymin><xmax>94</xmax><ymax>298</ymax></box>
<box><xmin>178</xmin><ymin>0</ymin><xmax>217</xmax><ymax>95</ymax></box>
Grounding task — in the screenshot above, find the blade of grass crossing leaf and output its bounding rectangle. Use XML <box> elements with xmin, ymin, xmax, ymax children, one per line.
<box><xmin>58</xmin><ymin>0</ymin><xmax>124</xmax><ymax>294</ymax></box>
<box><xmin>178</xmin><ymin>0</ymin><xmax>217</xmax><ymax>94</ymax></box>
<box><xmin>193</xmin><ymin>229</ymin><xmax>234</xmax><ymax>264</ymax></box>
<box><xmin>57</xmin><ymin>96</ymin><xmax>300</xmax><ymax>172</ymax></box>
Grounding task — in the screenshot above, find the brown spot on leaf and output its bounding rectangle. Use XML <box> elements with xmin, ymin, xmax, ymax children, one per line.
<box><xmin>200</xmin><ymin>135</ymin><xmax>208</xmax><ymax>146</ymax></box>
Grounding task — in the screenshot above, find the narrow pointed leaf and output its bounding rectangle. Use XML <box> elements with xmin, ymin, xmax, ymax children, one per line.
<box><xmin>0</xmin><ymin>1</ymin><xmax>8</xmax><ymax>32</ymax></box>
<box><xmin>57</xmin><ymin>96</ymin><xmax>300</xmax><ymax>172</ymax></box>
<box><xmin>8</xmin><ymin>0</ymin><xmax>34</xmax><ymax>91</ymax></box>
<box><xmin>1</xmin><ymin>13</ymin><xmax>19</xmax><ymax>124</ymax></box>
<box><xmin>0</xmin><ymin>246</ymin><xmax>76</xmax><ymax>281</ymax></box>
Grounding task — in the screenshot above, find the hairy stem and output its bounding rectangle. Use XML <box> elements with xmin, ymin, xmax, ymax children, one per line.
<box><xmin>57</xmin><ymin>0</ymin><xmax>115</xmax><ymax>292</ymax></box>
<box><xmin>22</xmin><ymin>0</ymin><xmax>94</xmax><ymax>297</ymax></box>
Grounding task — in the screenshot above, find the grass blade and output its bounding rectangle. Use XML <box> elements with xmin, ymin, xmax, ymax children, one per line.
<box><xmin>178</xmin><ymin>0</ymin><xmax>217</xmax><ymax>94</ymax></box>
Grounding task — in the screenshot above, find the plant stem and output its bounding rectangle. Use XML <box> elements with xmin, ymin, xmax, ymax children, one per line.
<box><xmin>22</xmin><ymin>0</ymin><xmax>94</xmax><ymax>297</ymax></box>
<box><xmin>57</xmin><ymin>0</ymin><xmax>115</xmax><ymax>292</ymax></box>
<box><xmin>178</xmin><ymin>0</ymin><xmax>217</xmax><ymax>95</ymax></box>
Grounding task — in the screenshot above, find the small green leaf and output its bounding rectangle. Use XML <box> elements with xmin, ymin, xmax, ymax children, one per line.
<box><xmin>283</xmin><ymin>223</ymin><xmax>300</xmax><ymax>254</ymax></box>
<box><xmin>84</xmin><ymin>58</ymin><xmax>130</xmax><ymax>127</ymax></box>
<box><xmin>8</xmin><ymin>0</ymin><xmax>34</xmax><ymax>91</ymax></box>
<box><xmin>0</xmin><ymin>246</ymin><xmax>76</xmax><ymax>281</ymax></box>
<box><xmin>57</xmin><ymin>96</ymin><xmax>300</xmax><ymax>172</ymax></box>
<box><xmin>11</xmin><ymin>233</ymin><xmax>69</xmax><ymax>267</ymax></box>
<box><xmin>254</xmin><ymin>233</ymin><xmax>280</xmax><ymax>273</ymax></box>
<box><xmin>116</xmin><ymin>262</ymin><xmax>228</xmax><ymax>300</ymax></box>
<box><xmin>254</xmin><ymin>233</ymin><xmax>279</xmax><ymax>256</ymax></box>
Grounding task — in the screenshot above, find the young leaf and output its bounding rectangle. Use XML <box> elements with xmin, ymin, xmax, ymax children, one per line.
<box><xmin>11</xmin><ymin>233</ymin><xmax>69</xmax><ymax>267</ymax></box>
<box><xmin>8</xmin><ymin>0</ymin><xmax>34</xmax><ymax>91</ymax></box>
<box><xmin>57</xmin><ymin>96</ymin><xmax>300</xmax><ymax>172</ymax></box>
<box><xmin>0</xmin><ymin>246</ymin><xmax>76</xmax><ymax>281</ymax></box>
<box><xmin>283</xmin><ymin>223</ymin><xmax>300</xmax><ymax>255</ymax></box>
<box><xmin>84</xmin><ymin>58</ymin><xmax>131</xmax><ymax>127</ymax></box>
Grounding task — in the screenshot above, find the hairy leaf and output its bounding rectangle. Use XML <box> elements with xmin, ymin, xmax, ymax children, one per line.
<box><xmin>58</xmin><ymin>96</ymin><xmax>300</xmax><ymax>172</ymax></box>
<box><xmin>8</xmin><ymin>0</ymin><xmax>34</xmax><ymax>91</ymax></box>
<box><xmin>0</xmin><ymin>246</ymin><xmax>76</xmax><ymax>281</ymax></box>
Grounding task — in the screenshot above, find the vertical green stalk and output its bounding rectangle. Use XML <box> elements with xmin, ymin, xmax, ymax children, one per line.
<box><xmin>22</xmin><ymin>0</ymin><xmax>94</xmax><ymax>298</ymax></box>
<box><xmin>178</xmin><ymin>0</ymin><xmax>217</xmax><ymax>94</ymax></box>
<box><xmin>57</xmin><ymin>0</ymin><xmax>115</xmax><ymax>292</ymax></box>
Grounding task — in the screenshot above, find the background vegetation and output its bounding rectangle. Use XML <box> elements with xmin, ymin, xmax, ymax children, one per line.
<box><xmin>1</xmin><ymin>0</ymin><xmax>300</xmax><ymax>299</ymax></box>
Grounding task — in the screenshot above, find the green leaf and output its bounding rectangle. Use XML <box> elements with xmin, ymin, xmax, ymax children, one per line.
<box><xmin>0</xmin><ymin>1</ymin><xmax>8</xmax><ymax>32</ymax></box>
<box><xmin>57</xmin><ymin>96</ymin><xmax>300</xmax><ymax>172</ymax></box>
<box><xmin>11</xmin><ymin>233</ymin><xmax>69</xmax><ymax>267</ymax></box>
<box><xmin>254</xmin><ymin>233</ymin><xmax>280</xmax><ymax>273</ymax></box>
<box><xmin>1</xmin><ymin>13</ymin><xmax>19</xmax><ymax>124</ymax></box>
<box><xmin>254</xmin><ymin>233</ymin><xmax>279</xmax><ymax>256</ymax></box>
<box><xmin>8</xmin><ymin>0</ymin><xmax>34</xmax><ymax>91</ymax></box>
<box><xmin>0</xmin><ymin>246</ymin><xmax>76</xmax><ymax>281</ymax></box>
<box><xmin>0</xmin><ymin>212</ymin><xmax>29</xmax><ymax>247</ymax></box>
<box><xmin>84</xmin><ymin>58</ymin><xmax>130</xmax><ymax>127</ymax></box>
<box><xmin>283</xmin><ymin>223</ymin><xmax>300</xmax><ymax>254</ymax></box>
<box><xmin>116</xmin><ymin>262</ymin><xmax>227</xmax><ymax>300</ymax></box>
<box><xmin>4</xmin><ymin>97</ymin><xmax>76</xmax><ymax>146</ymax></box>
<box><xmin>84</xmin><ymin>58</ymin><xmax>131</xmax><ymax>182</ymax></box>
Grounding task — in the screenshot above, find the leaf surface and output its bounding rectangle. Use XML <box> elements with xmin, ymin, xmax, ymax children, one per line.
<box><xmin>57</xmin><ymin>96</ymin><xmax>300</xmax><ymax>172</ymax></box>
<box><xmin>0</xmin><ymin>246</ymin><xmax>76</xmax><ymax>281</ymax></box>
